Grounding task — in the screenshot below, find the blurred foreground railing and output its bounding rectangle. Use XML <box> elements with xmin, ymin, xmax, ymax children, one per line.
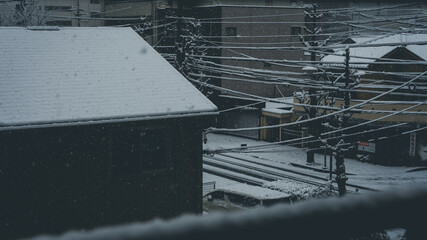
<box><xmin>28</xmin><ymin>185</ymin><xmax>427</xmax><ymax>240</ymax></box>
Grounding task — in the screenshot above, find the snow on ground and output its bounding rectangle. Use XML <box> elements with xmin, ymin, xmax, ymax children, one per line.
<box><xmin>263</xmin><ymin>180</ymin><xmax>322</xmax><ymax>200</ymax></box>
<box><xmin>202</xmin><ymin>134</ymin><xmax>419</xmax><ymax>238</ymax></box>
<box><xmin>203</xmin><ymin>133</ymin><xmax>427</xmax><ymax>191</ymax></box>
<box><xmin>215</xmin><ymin>183</ymin><xmax>291</xmax><ymax>200</ymax></box>
<box><xmin>203</xmin><ymin>172</ymin><xmax>239</xmax><ymax>187</ymax></box>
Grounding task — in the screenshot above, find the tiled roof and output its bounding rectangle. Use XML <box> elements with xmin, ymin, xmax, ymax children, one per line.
<box><xmin>0</xmin><ymin>27</ymin><xmax>217</xmax><ymax>127</ymax></box>
<box><xmin>322</xmin><ymin>33</ymin><xmax>427</xmax><ymax>68</ymax></box>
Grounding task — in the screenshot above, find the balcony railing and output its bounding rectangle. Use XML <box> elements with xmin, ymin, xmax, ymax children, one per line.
<box><xmin>27</xmin><ymin>185</ymin><xmax>427</xmax><ymax>240</ymax></box>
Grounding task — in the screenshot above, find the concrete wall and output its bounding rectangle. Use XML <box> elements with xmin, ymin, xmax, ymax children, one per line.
<box><xmin>219</xmin><ymin>6</ymin><xmax>308</xmax><ymax>98</ymax></box>
<box><xmin>104</xmin><ymin>1</ymin><xmax>153</xmax><ymax>18</ymax></box>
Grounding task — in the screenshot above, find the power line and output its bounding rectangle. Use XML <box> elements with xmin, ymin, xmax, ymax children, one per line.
<box><xmin>188</xmin><ymin>64</ymin><xmax>427</xmax><ymax>98</ymax></box>
<box><xmin>201</xmin><ymin>71</ymin><xmax>427</xmax><ymax>133</ymax></box>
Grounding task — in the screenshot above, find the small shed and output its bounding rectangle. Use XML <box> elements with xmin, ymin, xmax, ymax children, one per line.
<box><xmin>0</xmin><ymin>26</ymin><xmax>217</xmax><ymax>239</ymax></box>
<box><xmin>260</xmin><ymin>98</ymin><xmax>296</xmax><ymax>142</ymax></box>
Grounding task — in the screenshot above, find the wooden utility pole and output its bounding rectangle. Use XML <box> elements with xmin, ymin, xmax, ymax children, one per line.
<box><xmin>77</xmin><ymin>0</ymin><xmax>81</xmax><ymax>27</ymax></box>
<box><xmin>72</xmin><ymin>0</ymin><xmax>82</xmax><ymax>27</ymax></box>
<box><xmin>335</xmin><ymin>47</ymin><xmax>350</xmax><ymax>197</ymax></box>
<box><xmin>343</xmin><ymin>47</ymin><xmax>351</xmax><ymax>126</ymax></box>
<box><xmin>306</xmin><ymin>4</ymin><xmax>320</xmax><ymax>164</ymax></box>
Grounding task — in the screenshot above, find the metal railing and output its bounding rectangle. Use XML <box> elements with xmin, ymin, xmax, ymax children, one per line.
<box><xmin>202</xmin><ymin>181</ymin><xmax>216</xmax><ymax>196</ymax></box>
<box><xmin>28</xmin><ymin>184</ymin><xmax>427</xmax><ymax>240</ymax></box>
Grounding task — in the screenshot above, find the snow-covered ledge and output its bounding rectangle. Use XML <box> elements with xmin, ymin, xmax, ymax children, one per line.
<box><xmin>28</xmin><ymin>184</ymin><xmax>427</xmax><ymax>240</ymax></box>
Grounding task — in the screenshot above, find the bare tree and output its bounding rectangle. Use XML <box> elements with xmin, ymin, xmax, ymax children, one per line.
<box><xmin>0</xmin><ymin>0</ymin><xmax>49</xmax><ymax>26</ymax></box>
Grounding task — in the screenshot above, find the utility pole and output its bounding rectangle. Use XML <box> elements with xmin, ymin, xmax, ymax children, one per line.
<box><xmin>335</xmin><ymin>47</ymin><xmax>350</xmax><ymax>197</ymax></box>
<box><xmin>305</xmin><ymin>4</ymin><xmax>322</xmax><ymax>164</ymax></box>
<box><xmin>71</xmin><ymin>0</ymin><xmax>82</xmax><ymax>27</ymax></box>
<box><xmin>343</xmin><ymin>47</ymin><xmax>351</xmax><ymax>127</ymax></box>
<box><xmin>76</xmin><ymin>0</ymin><xmax>80</xmax><ymax>27</ymax></box>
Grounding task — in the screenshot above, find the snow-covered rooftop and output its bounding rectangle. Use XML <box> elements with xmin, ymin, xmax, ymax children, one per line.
<box><xmin>341</xmin><ymin>36</ymin><xmax>382</xmax><ymax>45</ymax></box>
<box><xmin>262</xmin><ymin>98</ymin><xmax>293</xmax><ymax>115</ymax></box>
<box><xmin>204</xmin><ymin>134</ymin><xmax>427</xmax><ymax>192</ymax></box>
<box><xmin>217</xmin><ymin>183</ymin><xmax>291</xmax><ymax>200</ymax></box>
<box><xmin>0</xmin><ymin>27</ymin><xmax>217</xmax><ymax>128</ymax></box>
<box><xmin>322</xmin><ymin>33</ymin><xmax>427</xmax><ymax>68</ymax></box>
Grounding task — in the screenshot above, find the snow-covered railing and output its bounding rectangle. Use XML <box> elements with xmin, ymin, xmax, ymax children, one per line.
<box><xmin>28</xmin><ymin>185</ymin><xmax>427</xmax><ymax>240</ymax></box>
<box><xmin>202</xmin><ymin>181</ymin><xmax>216</xmax><ymax>196</ymax></box>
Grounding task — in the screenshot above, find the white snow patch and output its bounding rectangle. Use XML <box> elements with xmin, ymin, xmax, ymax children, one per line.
<box><xmin>0</xmin><ymin>27</ymin><xmax>217</xmax><ymax>127</ymax></box>
<box><xmin>204</xmin><ymin>134</ymin><xmax>427</xmax><ymax>191</ymax></box>
<box><xmin>263</xmin><ymin>180</ymin><xmax>318</xmax><ymax>199</ymax></box>
<box><xmin>217</xmin><ymin>183</ymin><xmax>291</xmax><ymax>200</ymax></box>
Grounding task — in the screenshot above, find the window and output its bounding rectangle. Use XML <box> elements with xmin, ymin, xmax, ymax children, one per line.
<box><xmin>90</xmin><ymin>0</ymin><xmax>100</xmax><ymax>4</ymax></box>
<box><xmin>225</xmin><ymin>27</ymin><xmax>237</xmax><ymax>36</ymax></box>
<box><xmin>291</xmin><ymin>26</ymin><xmax>301</xmax><ymax>35</ymax></box>
<box><xmin>111</xmin><ymin>128</ymin><xmax>169</xmax><ymax>176</ymax></box>
<box><xmin>265</xmin><ymin>0</ymin><xmax>273</xmax><ymax>6</ymax></box>
<box><xmin>264</xmin><ymin>62</ymin><xmax>272</xmax><ymax>68</ymax></box>
<box><xmin>45</xmin><ymin>6</ymin><xmax>71</xmax><ymax>12</ymax></box>
<box><xmin>90</xmin><ymin>12</ymin><xmax>100</xmax><ymax>18</ymax></box>
<box><xmin>46</xmin><ymin>20</ymin><xmax>72</xmax><ymax>26</ymax></box>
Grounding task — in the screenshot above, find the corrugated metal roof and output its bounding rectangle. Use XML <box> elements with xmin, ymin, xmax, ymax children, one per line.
<box><xmin>322</xmin><ymin>33</ymin><xmax>427</xmax><ymax>68</ymax></box>
<box><xmin>0</xmin><ymin>27</ymin><xmax>217</xmax><ymax>127</ymax></box>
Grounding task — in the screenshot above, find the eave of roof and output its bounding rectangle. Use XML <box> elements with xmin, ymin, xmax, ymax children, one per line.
<box><xmin>0</xmin><ymin>111</ymin><xmax>219</xmax><ymax>132</ymax></box>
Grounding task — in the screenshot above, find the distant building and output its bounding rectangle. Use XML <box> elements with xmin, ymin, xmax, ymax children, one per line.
<box><xmin>103</xmin><ymin>0</ymin><xmax>158</xmax><ymax>25</ymax></box>
<box><xmin>302</xmin><ymin>0</ymin><xmax>426</xmax><ymax>37</ymax></box>
<box><xmin>0</xmin><ymin>0</ymin><xmax>103</xmax><ymax>26</ymax></box>
<box><xmin>101</xmin><ymin>1</ymin><xmax>310</xmax><ymax>98</ymax></box>
<box><xmin>0</xmin><ymin>26</ymin><xmax>217</xmax><ymax>239</ymax></box>
<box><xmin>157</xmin><ymin>4</ymin><xmax>309</xmax><ymax>139</ymax></box>
<box><xmin>290</xmin><ymin>33</ymin><xmax>427</xmax><ymax>165</ymax></box>
<box><xmin>98</xmin><ymin>1</ymin><xmax>427</xmax><ymax>143</ymax></box>
<box><xmin>322</xmin><ymin>34</ymin><xmax>427</xmax><ymax>101</ymax></box>
<box><xmin>193</xmin><ymin>5</ymin><xmax>308</xmax><ymax>98</ymax></box>
<box><xmin>42</xmin><ymin>0</ymin><xmax>104</xmax><ymax>27</ymax></box>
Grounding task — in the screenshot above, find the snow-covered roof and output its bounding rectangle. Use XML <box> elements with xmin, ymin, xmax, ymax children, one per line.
<box><xmin>217</xmin><ymin>183</ymin><xmax>291</xmax><ymax>200</ymax></box>
<box><xmin>342</xmin><ymin>36</ymin><xmax>382</xmax><ymax>45</ymax></box>
<box><xmin>262</xmin><ymin>98</ymin><xmax>293</xmax><ymax>115</ymax></box>
<box><xmin>263</xmin><ymin>180</ymin><xmax>317</xmax><ymax>199</ymax></box>
<box><xmin>322</xmin><ymin>33</ymin><xmax>427</xmax><ymax>68</ymax></box>
<box><xmin>266</xmin><ymin>98</ymin><xmax>293</xmax><ymax>108</ymax></box>
<box><xmin>0</xmin><ymin>27</ymin><xmax>217</xmax><ymax>128</ymax></box>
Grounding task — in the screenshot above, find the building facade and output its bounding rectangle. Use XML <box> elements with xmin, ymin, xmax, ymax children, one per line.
<box><xmin>291</xmin><ymin>33</ymin><xmax>427</xmax><ymax>165</ymax></box>
<box><xmin>0</xmin><ymin>26</ymin><xmax>217</xmax><ymax>239</ymax></box>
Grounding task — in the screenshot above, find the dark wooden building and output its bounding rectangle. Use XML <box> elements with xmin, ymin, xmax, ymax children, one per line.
<box><xmin>0</xmin><ymin>26</ymin><xmax>217</xmax><ymax>239</ymax></box>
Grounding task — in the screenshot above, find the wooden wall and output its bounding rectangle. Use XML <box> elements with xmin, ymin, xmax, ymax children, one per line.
<box><xmin>0</xmin><ymin>117</ymin><xmax>205</xmax><ymax>239</ymax></box>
